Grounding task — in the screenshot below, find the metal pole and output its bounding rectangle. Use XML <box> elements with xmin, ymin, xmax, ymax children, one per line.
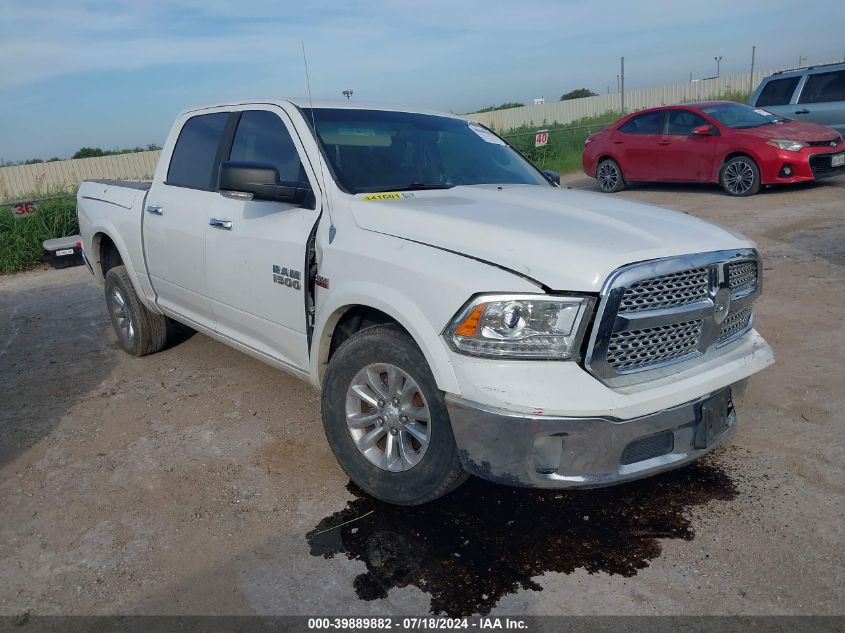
<box><xmin>749</xmin><ymin>46</ymin><xmax>756</xmax><ymax>95</ymax></box>
<box><xmin>620</xmin><ymin>57</ymin><xmax>625</xmax><ymax>114</ymax></box>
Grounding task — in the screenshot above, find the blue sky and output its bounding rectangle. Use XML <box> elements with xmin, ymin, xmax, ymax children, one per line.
<box><xmin>1</xmin><ymin>0</ymin><xmax>844</xmax><ymax>162</ymax></box>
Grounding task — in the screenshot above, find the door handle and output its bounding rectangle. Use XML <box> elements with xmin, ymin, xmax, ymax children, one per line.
<box><xmin>794</xmin><ymin>109</ymin><xmax>810</xmax><ymax>114</ymax></box>
<box><xmin>146</xmin><ymin>205</ymin><xmax>163</xmax><ymax>216</ymax></box>
<box><xmin>658</xmin><ymin>140</ymin><xmax>671</xmax><ymax>145</ymax></box>
<box><xmin>612</xmin><ymin>140</ymin><xmax>624</xmax><ymax>144</ymax></box>
<box><xmin>209</xmin><ymin>218</ymin><xmax>233</xmax><ymax>230</ymax></box>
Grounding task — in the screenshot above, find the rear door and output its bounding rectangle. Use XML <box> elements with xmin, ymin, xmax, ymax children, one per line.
<box><xmin>794</xmin><ymin>69</ymin><xmax>845</xmax><ymax>135</ymax></box>
<box><xmin>144</xmin><ymin>110</ymin><xmax>234</xmax><ymax>329</ymax></box>
<box><xmin>205</xmin><ymin>106</ymin><xmax>321</xmax><ymax>372</ymax></box>
<box><xmin>658</xmin><ymin>109</ymin><xmax>717</xmax><ymax>182</ymax></box>
<box><xmin>612</xmin><ymin>111</ymin><xmax>667</xmax><ymax>181</ymax></box>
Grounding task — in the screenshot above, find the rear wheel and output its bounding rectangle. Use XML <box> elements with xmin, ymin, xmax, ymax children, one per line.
<box><xmin>596</xmin><ymin>158</ymin><xmax>625</xmax><ymax>192</ymax></box>
<box><xmin>720</xmin><ymin>156</ymin><xmax>761</xmax><ymax>196</ymax></box>
<box><xmin>321</xmin><ymin>323</ymin><xmax>467</xmax><ymax>505</ymax></box>
<box><xmin>104</xmin><ymin>265</ymin><xmax>168</xmax><ymax>356</ymax></box>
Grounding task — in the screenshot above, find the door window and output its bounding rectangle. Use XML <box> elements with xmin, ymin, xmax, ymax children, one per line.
<box><xmin>166</xmin><ymin>113</ymin><xmax>230</xmax><ymax>190</ymax></box>
<box><xmin>229</xmin><ymin>110</ymin><xmax>305</xmax><ymax>184</ymax></box>
<box><xmin>798</xmin><ymin>70</ymin><xmax>845</xmax><ymax>104</ymax></box>
<box><xmin>618</xmin><ymin>111</ymin><xmax>666</xmax><ymax>135</ymax></box>
<box><xmin>755</xmin><ymin>76</ymin><xmax>800</xmax><ymax>106</ymax></box>
<box><xmin>666</xmin><ymin>110</ymin><xmax>711</xmax><ymax>135</ymax></box>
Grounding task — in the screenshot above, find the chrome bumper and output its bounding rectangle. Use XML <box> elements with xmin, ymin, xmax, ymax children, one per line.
<box><xmin>446</xmin><ymin>385</ymin><xmax>739</xmax><ymax>488</ymax></box>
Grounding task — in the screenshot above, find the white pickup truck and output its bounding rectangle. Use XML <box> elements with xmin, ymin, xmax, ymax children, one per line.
<box><xmin>77</xmin><ymin>99</ymin><xmax>774</xmax><ymax>505</ymax></box>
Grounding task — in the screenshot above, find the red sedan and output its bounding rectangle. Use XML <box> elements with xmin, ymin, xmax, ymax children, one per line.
<box><xmin>582</xmin><ymin>101</ymin><xmax>845</xmax><ymax>196</ymax></box>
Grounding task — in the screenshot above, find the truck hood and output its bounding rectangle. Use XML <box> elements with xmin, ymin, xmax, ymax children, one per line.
<box><xmin>349</xmin><ymin>184</ymin><xmax>752</xmax><ymax>291</ymax></box>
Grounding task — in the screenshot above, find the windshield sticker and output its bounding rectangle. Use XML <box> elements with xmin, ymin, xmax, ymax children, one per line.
<box><xmin>754</xmin><ymin>108</ymin><xmax>773</xmax><ymax>117</ymax></box>
<box><xmin>362</xmin><ymin>192</ymin><xmax>417</xmax><ymax>201</ymax></box>
<box><xmin>468</xmin><ymin>123</ymin><xmax>507</xmax><ymax>145</ymax></box>
<box><xmin>338</xmin><ymin>127</ymin><xmax>376</xmax><ymax>137</ymax></box>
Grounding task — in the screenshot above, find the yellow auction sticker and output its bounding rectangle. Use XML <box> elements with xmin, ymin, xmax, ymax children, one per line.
<box><xmin>361</xmin><ymin>192</ymin><xmax>416</xmax><ymax>201</ymax></box>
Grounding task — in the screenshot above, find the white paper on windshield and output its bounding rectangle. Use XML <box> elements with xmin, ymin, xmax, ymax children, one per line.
<box><xmin>469</xmin><ymin>123</ymin><xmax>506</xmax><ymax>145</ymax></box>
<box><xmin>754</xmin><ymin>109</ymin><xmax>774</xmax><ymax>117</ymax></box>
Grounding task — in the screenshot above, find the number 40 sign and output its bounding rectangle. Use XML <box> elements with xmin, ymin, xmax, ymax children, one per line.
<box><xmin>11</xmin><ymin>201</ymin><xmax>37</xmax><ymax>219</ymax></box>
<box><xmin>534</xmin><ymin>130</ymin><xmax>549</xmax><ymax>148</ymax></box>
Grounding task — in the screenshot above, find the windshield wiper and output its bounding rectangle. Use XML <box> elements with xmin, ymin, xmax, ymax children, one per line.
<box><xmin>364</xmin><ymin>182</ymin><xmax>454</xmax><ymax>193</ymax></box>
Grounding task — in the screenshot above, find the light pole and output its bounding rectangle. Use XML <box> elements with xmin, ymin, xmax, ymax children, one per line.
<box><xmin>714</xmin><ymin>56</ymin><xmax>722</xmax><ymax>78</ymax></box>
<box><xmin>342</xmin><ymin>89</ymin><xmax>353</xmax><ymax>100</ymax></box>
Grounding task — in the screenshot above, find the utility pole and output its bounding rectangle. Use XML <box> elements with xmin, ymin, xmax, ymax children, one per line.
<box><xmin>714</xmin><ymin>56</ymin><xmax>722</xmax><ymax>78</ymax></box>
<box><xmin>620</xmin><ymin>57</ymin><xmax>625</xmax><ymax>114</ymax></box>
<box><xmin>749</xmin><ymin>46</ymin><xmax>756</xmax><ymax>95</ymax></box>
<box><xmin>342</xmin><ymin>89</ymin><xmax>353</xmax><ymax>100</ymax></box>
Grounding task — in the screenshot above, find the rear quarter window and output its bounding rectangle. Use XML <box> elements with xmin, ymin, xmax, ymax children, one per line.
<box><xmin>167</xmin><ymin>112</ymin><xmax>230</xmax><ymax>190</ymax></box>
<box><xmin>755</xmin><ymin>76</ymin><xmax>800</xmax><ymax>106</ymax></box>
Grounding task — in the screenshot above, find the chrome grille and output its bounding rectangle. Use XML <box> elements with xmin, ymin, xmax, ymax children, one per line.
<box><xmin>719</xmin><ymin>306</ymin><xmax>753</xmax><ymax>344</ymax></box>
<box><xmin>619</xmin><ymin>267</ymin><xmax>709</xmax><ymax>312</ymax></box>
<box><xmin>728</xmin><ymin>261</ymin><xmax>758</xmax><ymax>295</ymax></box>
<box><xmin>606</xmin><ymin>319</ymin><xmax>702</xmax><ymax>371</ymax></box>
<box><xmin>586</xmin><ymin>250</ymin><xmax>762</xmax><ymax>386</ymax></box>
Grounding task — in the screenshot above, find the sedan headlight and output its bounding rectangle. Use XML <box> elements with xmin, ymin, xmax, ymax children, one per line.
<box><xmin>444</xmin><ymin>294</ymin><xmax>594</xmax><ymax>359</ymax></box>
<box><xmin>767</xmin><ymin>139</ymin><xmax>808</xmax><ymax>151</ymax></box>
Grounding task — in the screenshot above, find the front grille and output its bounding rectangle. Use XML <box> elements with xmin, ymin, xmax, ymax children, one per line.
<box><xmin>719</xmin><ymin>306</ymin><xmax>753</xmax><ymax>343</ymax></box>
<box><xmin>586</xmin><ymin>250</ymin><xmax>762</xmax><ymax>385</ymax></box>
<box><xmin>807</xmin><ymin>138</ymin><xmax>841</xmax><ymax>147</ymax></box>
<box><xmin>606</xmin><ymin>319</ymin><xmax>702</xmax><ymax>371</ymax></box>
<box><xmin>728</xmin><ymin>260</ymin><xmax>758</xmax><ymax>295</ymax></box>
<box><xmin>619</xmin><ymin>267</ymin><xmax>709</xmax><ymax>312</ymax></box>
<box><xmin>809</xmin><ymin>154</ymin><xmax>845</xmax><ymax>179</ymax></box>
<box><xmin>620</xmin><ymin>431</ymin><xmax>674</xmax><ymax>465</ymax></box>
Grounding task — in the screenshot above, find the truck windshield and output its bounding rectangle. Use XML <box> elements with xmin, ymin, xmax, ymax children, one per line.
<box><xmin>301</xmin><ymin>108</ymin><xmax>550</xmax><ymax>194</ymax></box>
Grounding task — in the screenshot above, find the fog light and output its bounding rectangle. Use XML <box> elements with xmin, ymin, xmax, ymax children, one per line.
<box><xmin>779</xmin><ymin>164</ymin><xmax>794</xmax><ymax>177</ymax></box>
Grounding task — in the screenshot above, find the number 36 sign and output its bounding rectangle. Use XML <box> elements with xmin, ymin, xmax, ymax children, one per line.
<box><xmin>12</xmin><ymin>201</ymin><xmax>37</xmax><ymax>219</ymax></box>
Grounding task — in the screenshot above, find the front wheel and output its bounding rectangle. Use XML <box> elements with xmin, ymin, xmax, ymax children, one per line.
<box><xmin>321</xmin><ymin>323</ymin><xmax>467</xmax><ymax>505</ymax></box>
<box><xmin>720</xmin><ymin>156</ymin><xmax>761</xmax><ymax>196</ymax></box>
<box><xmin>596</xmin><ymin>158</ymin><xmax>625</xmax><ymax>192</ymax></box>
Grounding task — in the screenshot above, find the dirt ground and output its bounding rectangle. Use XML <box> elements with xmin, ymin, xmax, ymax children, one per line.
<box><xmin>1</xmin><ymin>176</ymin><xmax>843</xmax><ymax>618</ymax></box>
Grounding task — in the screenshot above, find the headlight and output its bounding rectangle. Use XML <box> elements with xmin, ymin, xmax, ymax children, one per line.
<box><xmin>444</xmin><ymin>294</ymin><xmax>594</xmax><ymax>360</ymax></box>
<box><xmin>766</xmin><ymin>139</ymin><xmax>808</xmax><ymax>151</ymax></box>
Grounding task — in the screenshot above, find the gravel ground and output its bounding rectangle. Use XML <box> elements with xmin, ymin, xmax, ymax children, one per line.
<box><xmin>0</xmin><ymin>176</ymin><xmax>843</xmax><ymax>618</ymax></box>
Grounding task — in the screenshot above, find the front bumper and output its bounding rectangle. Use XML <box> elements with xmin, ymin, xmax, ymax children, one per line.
<box><xmin>447</xmin><ymin>384</ymin><xmax>739</xmax><ymax>488</ymax></box>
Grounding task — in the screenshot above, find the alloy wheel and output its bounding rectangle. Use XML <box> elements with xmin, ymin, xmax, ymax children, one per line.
<box><xmin>345</xmin><ymin>363</ymin><xmax>431</xmax><ymax>472</ymax></box>
<box><xmin>723</xmin><ymin>160</ymin><xmax>755</xmax><ymax>195</ymax></box>
<box><xmin>598</xmin><ymin>161</ymin><xmax>620</xmax><ymax>191</ymax></box>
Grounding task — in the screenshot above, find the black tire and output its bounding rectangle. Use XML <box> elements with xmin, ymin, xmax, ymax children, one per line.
<box><xmin>596</xmin><ymin>158</ymin><xmax>626</xmax><ymax>192</ymax></box>
<box><xmin>104</xmin><ymin>265</ymin><xmax>168</xmax><ymax>356</ymax></box>
<box><xmin>321</xmin><ymin>323</ymin><xmax>466</xmax><ymax>505</ymax></box>
<box><xmin>720</xmin><ymin>156</ymin><xmax>761</xmax><ymax>196</ymax></box>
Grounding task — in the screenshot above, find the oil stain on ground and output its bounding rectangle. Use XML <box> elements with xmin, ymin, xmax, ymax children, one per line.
<box><xmin>307</xmin><ymin>459</ymin><xmax>736</xmax><ymax>616</ymax></box>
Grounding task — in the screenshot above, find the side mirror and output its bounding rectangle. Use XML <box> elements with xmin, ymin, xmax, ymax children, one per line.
<box><xmin>218</xmin><ymin>161</ymin><xmax>312</xmax><ymax>206</ymax></box>
<box><xmin>692</xmin><ymin>124</ymin><xmax>713</xmax><ymax>136</ymax></box>
<box><xmin>543</xmin><ymin>169</ymin><xmax>561</xmax><ymax>185</ymax></box>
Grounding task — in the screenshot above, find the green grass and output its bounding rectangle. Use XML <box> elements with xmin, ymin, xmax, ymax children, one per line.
<box><xmin>0</xmin><ymin>193</ymin><xmax>79</xmax><ymax>273</ymax></box>
<box><xmin>501</xmin><ymin>112</ymin><xmax>622</xmax><ymax>174</ymax></box>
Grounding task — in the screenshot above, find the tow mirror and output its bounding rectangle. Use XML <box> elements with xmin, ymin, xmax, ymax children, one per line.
<box><xmin>218</xmin><ymin>161</ymin><xmax>312</xmax><ymax>206</ymax></box>
<box><xmin>692</xmin><ymin>124</ymin><xmax>713</xmax><ymax>136</ymax></box>
<box><xmin>543</xmin><ymin>169</ymin><xmax>561</xmax><ymax>185</ymax></box>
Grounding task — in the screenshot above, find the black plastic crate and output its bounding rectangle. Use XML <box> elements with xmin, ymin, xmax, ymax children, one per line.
<box><xmin>43</xmin><ymin>235</ymin><xmax>84</xmax><ymax>269</ymax></box>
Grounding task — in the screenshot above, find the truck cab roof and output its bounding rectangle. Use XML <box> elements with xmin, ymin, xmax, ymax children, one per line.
<box><xmin>181</xmin><ymin>98</ymin><xmax>462</xmax><ymax>120</ymax></box>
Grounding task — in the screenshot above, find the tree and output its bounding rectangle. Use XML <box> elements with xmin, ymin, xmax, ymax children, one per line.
<box><xmin>560</xmin><ymin>88</ymin><xmax>598</xmax><ymax>101</ymax></box>
<box><xmin>72</xmin><ymin>147</ymin><xmax>108</xmax><ymax>159</ymax></box>
<box><xmin>474</xmin><ymin>102</ymin><xmax>525</xmax><ymax>113</ymax></box>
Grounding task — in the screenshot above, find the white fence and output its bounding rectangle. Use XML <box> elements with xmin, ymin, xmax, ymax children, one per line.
<box><xmin>0</xmin><ymin>151</ymin><xmax>161</xmax><ymax>202</ymax></box>
<box><xmin>466</xmin><ymin>69</ymin><xmax>775</xmax><ymax>131</ymax></box>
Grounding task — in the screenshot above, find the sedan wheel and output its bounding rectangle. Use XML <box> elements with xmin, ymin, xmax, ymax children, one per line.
<box><xmin>720</xmin><ymin>156</ymin><xmax>761</xmax><ymax>196</ymax></box>
<box><xmin>597</xmin><ymin>159</ymin><xmax>625</xmax><ymax>192</ymax></box>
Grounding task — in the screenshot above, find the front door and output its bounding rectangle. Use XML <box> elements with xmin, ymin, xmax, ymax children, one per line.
<box><xmin>658</xmin><ymin>109</ymin><xmax>717</xmax><ymax>181</ymax></box>
<box><xmin>205</xmin><ymin>107</ymin><xmax>321</xmax><ymax>372</ymax></box>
